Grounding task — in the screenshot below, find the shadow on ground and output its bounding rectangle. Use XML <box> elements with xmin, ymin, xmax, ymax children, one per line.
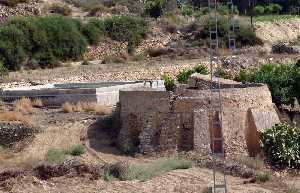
<box><xmin>87</xmin><ymin>117</ymin><xmax>122</xmax><ymax>156</ymax></box>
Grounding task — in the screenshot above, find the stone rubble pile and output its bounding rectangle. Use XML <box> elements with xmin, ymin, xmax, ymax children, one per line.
<box><xmin>87</xmin><ymin>25</ymin><xmax>179</xmax><ymax>60</ymax></box>
<box><xmin>0</xmin><ymin>122</ymin><xmax>36</xmax><ymax>147</ymax></box>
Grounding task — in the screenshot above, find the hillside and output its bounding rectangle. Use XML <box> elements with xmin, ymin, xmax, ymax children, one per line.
<box><xmin>0</xmin><ymin>1</ymin><xmax>299</xmax><ymax>193</ymax></box>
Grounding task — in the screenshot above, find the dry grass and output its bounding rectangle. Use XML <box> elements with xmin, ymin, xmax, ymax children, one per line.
<box><xmin>62</xmin><ymin>101</ymin><xmax>111</xmax><ymax>115</ymax></box>
<box><xmin>14</xmin><ymin>97</ymin><xmax>34</xmax><ymax>114</ymax></box>
<box><xmin>32</xmin><ymin>98</ymin><xmax>43</xmax><ymax>108</ymax></box>
<box><xmin>0</xmin><ymin>111</ymin><xmax>33</xmax><ymax>126</ymax></box>
<box><xmin>62</xmin><ymin>102</ymin><xmax>73</xmax><ymax>113</ymax></box>
<box><xmin>3</xmin><ymin>123</ymin><xmax>86</xmax><ymax>168</ymax></box>
<box><xmin>237</xmin><ymin>156</ymin><xmax>265</xmax><ymax>170</ymax></box>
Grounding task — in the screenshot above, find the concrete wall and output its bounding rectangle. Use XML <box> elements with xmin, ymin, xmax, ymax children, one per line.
<box><xmin>119</xmin><ymin>75</ymin><xmax>280</xmax><ymax>157</ymax></box>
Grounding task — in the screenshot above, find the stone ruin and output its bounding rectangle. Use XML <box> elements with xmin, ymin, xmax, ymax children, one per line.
<box><xmin>118</xmin><ymin>74</ymin><xmax>280</xmax><ymax>158</ymax></box>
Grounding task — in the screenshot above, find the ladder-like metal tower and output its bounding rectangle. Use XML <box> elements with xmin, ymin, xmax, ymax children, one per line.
<box><xmin>207</xmin><ymin>0</ymin><xmax>237</xmax><ymax>192</ymax></box>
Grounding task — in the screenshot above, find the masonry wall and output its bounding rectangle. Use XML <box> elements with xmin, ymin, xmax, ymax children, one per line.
<box><xmin>119</xmin><ymin>81</ymin><xmax>280</xmax><ymax>157</ymax></box>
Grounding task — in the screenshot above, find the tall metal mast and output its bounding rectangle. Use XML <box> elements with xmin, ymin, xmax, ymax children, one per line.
<box><xmin>208</xmin><ymin>0</ymin><xmax>237</xmax><ymax>192</ymax></box>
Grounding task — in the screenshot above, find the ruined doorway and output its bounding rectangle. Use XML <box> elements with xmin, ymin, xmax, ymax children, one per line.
<box><xmin>210</xmin><ymin>111</ymin><xmax>223</xmax><ymax>154</ymax></box>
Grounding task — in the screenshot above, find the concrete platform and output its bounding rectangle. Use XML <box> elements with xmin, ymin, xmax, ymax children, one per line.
<box><xmin>0</xmin><ymin>81</ymin><xmax>165</xmax><ymax>106</ymax></box>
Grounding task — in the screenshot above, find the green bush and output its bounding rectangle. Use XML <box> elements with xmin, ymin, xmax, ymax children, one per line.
<box><xmin>0</xmin><ymin>41</ymin><xmax>26</xmax><ymax>71</ymax></box>
<box><xmin>163</xmin><ymin>74</ymin><xmax>175</xmax><ymax>91</ymax></box>
<box><xmin>69</xmin><ymin>144</ymin><xmax>85</xmax><ymax>156</ymax></box>
<box><xmin>272</xmin><ymin>3</ymin><xmax>283</xmax><ymax>14</ymax></box>
<box><xmin>36</xmin><ymin>16</ymin><xmax>87</xmax><ymax>60</ymax></box>
<box><xmin>181</xmin><ymin>4</ymin><xmax>194</xmax><ymax>16</ymax></box>
<box><xmin>255</xmin><ymin>171</ymin><xmax>271</xmax><ymax>183</ymax></box>
<box><xmin>144</xmin><ymin>0</ymin><xmax>166</xmax><ymax>19</ymax></box>
<box><xmin>104</xmin><ymin>15</ymin><xmax>147</xmax><ymax>54</ymax></box>
<box><xmin>215</xmin><ymin>68</ymin><xmax>233</xmax><ymax>79</ymax></box>
<box><xmin>46</xmin><ymin>148</ymin><xmax>66</xmax><ymax>164</ymax></box>
<box><xmin>0</xmin><ymin>16</ymin><xmax>89</xmax><ymax>70</ymax></box>
<box><xmin>177</xmin><ymin>64</ymin><xmax>209</xmax><ymax>84</ymax></box>
<box><xmin>234</xmin><ymin>64</ymin><xmax>300</xmax><ymax>106</ymax></box>
<box><xmin>254</xmin><ymin>5</ymin><xmax>265</xmax><ymax>15</ymax></box>
<box><xmin>32</xmin><ymin>51</ymin><xmax>60</xmax><ymax>68</ymax></box>
<box><xmin>127</xmin><ymin>159</ymin><xmax>192</xmax><ymax>181</ymax></box>
<box><xmin>264</xmin><ymin>5</ymin><xmax>274</xmax><ymax>14</ymax></box>
<box><xmin>0</xmin><ymin>62</ymin><xmax>8</xmax><ymax>76</ymax></box>
<box><xmin>82</xmin><ymin>19</ymin><xmax>105</xmax><ymax>45</ymax></box>
<box><xmin>6</xmin><ymin>17</ymin><xmax>48</xmax><ymax>54</ymax></box>
<box><xmin>259</xmin><ymin>123</ymin><xmax>300</xmax><ymax>168</ymax></box>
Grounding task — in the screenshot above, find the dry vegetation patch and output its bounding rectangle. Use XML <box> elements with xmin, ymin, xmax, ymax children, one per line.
<box><xmin>62</xmin><ymin>101</ymin><xmax>111</xmax><ymax>115</ymax></box>
<box><xmin>14</xmin><ymin>97</ymin><xmax>34</xmax><ymax>114</ymax></box>
<box><xmin>0</xmin><ymin>111</ymin><xmax>33</xmax><ymax>127</ymax></box>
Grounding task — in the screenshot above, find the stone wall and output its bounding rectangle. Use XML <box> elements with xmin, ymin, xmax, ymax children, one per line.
<box><xmin>0</xmin><ymin>1</ymin><xmax>41</xmax><ymax>22</ymax></box>
<box><xmin>119</xmin><ymin>75</ymin><xmax>280</xmax><ymax>157</ymax></box>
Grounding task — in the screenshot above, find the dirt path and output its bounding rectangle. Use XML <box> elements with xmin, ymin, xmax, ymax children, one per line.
<box><xmin>5</xmin><ymin>168</ymin><xmax>281</xmax><ymax>193</ymax></box>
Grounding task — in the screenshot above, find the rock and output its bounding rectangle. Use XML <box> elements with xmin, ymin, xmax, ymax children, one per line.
<box><xmin>104</xmin><ymin>161</ymin><xmax>130</xmax><ymax>181</ymax></box>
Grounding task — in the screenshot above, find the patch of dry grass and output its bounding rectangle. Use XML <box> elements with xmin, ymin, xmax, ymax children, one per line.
<box><xmin>62</xmin><ymin>102</ymin><xmax>73</xmax><ymax>113</ymax></box>
<box><xmin>236</xmin><ymin>156</ymin><xmax>265</xmax><ymax>170</ymax></box>
<box><xmin>62</xmin><ymin>101</ymin><xmax>111</xmax><ymax>115</ymax></box>
<box><xmin>14</xmin><ymin>97</ymin><xmax>34</xmax><ymax>114</ymax></box>
<box><xmin>32</xmin><ymin>98</ymin><xmax>43</xmax><ymax>108</ymax></box>
<box><xmin>3</xmin><ymin>123</ymin><xmax>86</xmax><ymax>167</ymax></box>
<box><xmin>0</xmin><ymin>111</ymin><xmax>33</xmax><ymax>126</ymax></box>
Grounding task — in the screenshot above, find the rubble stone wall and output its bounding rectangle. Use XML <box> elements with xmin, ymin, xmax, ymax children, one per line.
<box><xmin>119</xmin><ymin>76</ymin><xmax>280</xmax><ymax>157</ymax></box>
<box><xmin>0</xmin><ymin>1</ymin><xmax>41</xmax><ymax>22</ymax></box>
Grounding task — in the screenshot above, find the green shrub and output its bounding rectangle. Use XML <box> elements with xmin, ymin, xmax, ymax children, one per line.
<box><xmin>234</xmin><ymin>64</ymin><xmax>300</xmax><ymax>106</ymax></box>
<box><xmin>218</xmin><ymin>5</ymin><xmax>230</xmax><ymax>15</ymax></box>
<box><xmin>144</xmin><ymin>0</ymin><xmax>166</xmax><ymax>19</ymax></box>
<box><xmin>32</xmin><ymin>51</ymin><xmax>60</xmax><ymax>68</ymax></box>
<box><xmin>6</xmin><ymin>17</ymin><xmax>47</xmax><ymax>54</ymax></box>
<box><xmin>0</xmin><ymin>41</ymin><xmax>26</xmax><ymax>71</ymax></box>
<box><xmin>69</xmin><ymin>144</ymin><xmax>85</xmax><ymax>156</ymax></box>
<box><xmin>177</xmin><ymin>64</ymin><xmax>209</xmax><ymax>84</ymax></box>
<box><xmin>215</xmin><ymin>68</ymin><xmax>233</xmax><ymax>79</ymax></box>
<box><xmin>36</xmin><ymin>16</ymin><xmax>87</xmax><ymax>60</ymax></box>
<box><xmin>272</xmin><ymin>3</ymin><xmax>283</xmax><ymax>14</ymax></box>
<box><xmin>128</xmin><ymin>159</ymin><xmax>192</xmax><ymax>181</ymax></box>
<box><xmin>82</xmin><ymin>19</ymin><xmax>105</xmax><ymax>44</ymax></box>
<box><xmin>255</xmin><ymin>171</ymin><xmax>271</xmax><ymax>183</ymax></box>
<box><xmin>104</xmin><ymin>15</ymin><xmax>147</xmax><ymax>54</ymax></box>
<box><xmin>163</xmin><ymin>74</ymin><xmax>175</xmax><ymax>91</ymax></box>
<box><xmin>254</xmin><ymin>5</ymin><xmax>265</xmax><ymax>15</ymax></box>
<box><xmin>103</xmin><ymin>171</ymin><xmax>114</xmax><ymax>181</ymax></box>
<box><xmin>46</xmin><ymin>148</ymin><xmax>66</xmax><ymax>164</ymax></box>
<box><xmin>194</xmin><ymin>64</ymin><xmax>209</xmax><ymax>74</ymax></box>
<box><xmin>0</xmin><ymin>62</ymin><xmax>8</xmax><ymax>76</ymax></box>
<box><xmin>260</xmin><ymin>123</ymin><xmax>300</xmax><ymax>168</ymax></box>
<box><xmin>181</xmin><ymin>4</ymin><xmax>194</xmax><ymax>16</ymax></box>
